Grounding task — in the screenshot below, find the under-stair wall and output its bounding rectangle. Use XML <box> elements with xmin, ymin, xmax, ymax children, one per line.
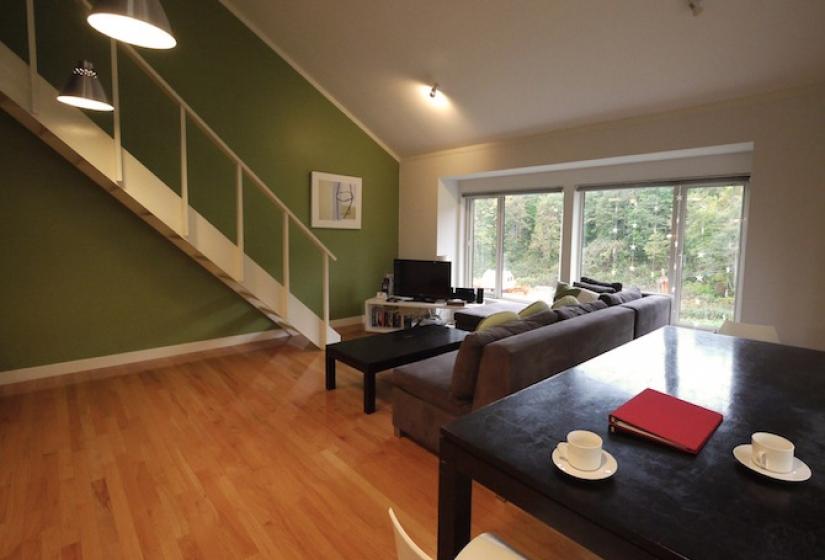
<box><xmin>0</xmin><ymin>110</ymin><xmax>279</xmax><ymax>372</ymax></box>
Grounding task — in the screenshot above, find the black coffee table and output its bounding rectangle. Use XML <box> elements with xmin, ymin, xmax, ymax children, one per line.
<box><xmin>325</xmin><ymin>325</ymin><xmax>468</xmax><ymax>414</ymax></box>
<box><xmin>438</xmin><ymin>327</ymin><xmax>825</xmax><ymax>559</ymax></box>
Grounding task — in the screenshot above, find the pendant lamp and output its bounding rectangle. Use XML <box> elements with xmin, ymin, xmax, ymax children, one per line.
<box><xmin>56</xmin><ymin>60</ymin><xmax>114</xmax><ymax>112</ymax></box>
<box><xmin>87</xmin><ymin>0</ymin><xmax>176</xmax><ymax>49</ymax></box>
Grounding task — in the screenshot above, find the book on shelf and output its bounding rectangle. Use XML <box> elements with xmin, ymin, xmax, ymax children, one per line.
<box><xmin>371</xmin><ymin>306</ymin><xmax>404</xmax><ymax>329</ymax></box>
<box><xmin>608</xmin><ymin>388</ymin><xmax>723</xmax><ymax>454</ymax></box>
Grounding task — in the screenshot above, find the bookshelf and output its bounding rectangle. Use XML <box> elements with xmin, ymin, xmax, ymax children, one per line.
<box><xmin>363</xmin><ymin>297</ymin><xmax>484</xmax><ymax>333</ymax></box>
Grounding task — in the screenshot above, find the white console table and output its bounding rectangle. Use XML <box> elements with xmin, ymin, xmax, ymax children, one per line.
<box><xmin>364</xmin><ymin>297</ymin><xmax>485</xmax><ymax>333</ymax></box>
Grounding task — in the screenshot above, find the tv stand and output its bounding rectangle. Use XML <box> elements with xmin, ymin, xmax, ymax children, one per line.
<box><xmin>364</xmin><ymin>297</ymin><xmax>483</xmax><ymax>333</ymax></box>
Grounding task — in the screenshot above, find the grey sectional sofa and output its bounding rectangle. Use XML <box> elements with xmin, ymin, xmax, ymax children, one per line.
<box><xmin>391</xmin><ymin>293</ymin><xmax>671</xmax><ymax>451</ymax></box>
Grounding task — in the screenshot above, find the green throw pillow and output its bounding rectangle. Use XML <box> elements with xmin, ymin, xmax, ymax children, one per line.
<box><xmin>554</xmin><ymin>281</ymin><xmax>575</xmax><ymax>300</ymax></box>
<box><xmin>553</xmin><ymin>281</ymin><xmax>599</xmax><ymax>304</ymax></box>
<box><xmin>551</xmin><ymin>295</ymin><xmax>580</xmax><ymax>309</ymax></box>
<box><xmin>476</xmin><ymin>311</ymin><xmax>519</xmax><ymax>331</ymax></box>
<box><xmin>518</xmin><ymin>300</ymin><xmax>550</xmax><ymax>318</ymax></box>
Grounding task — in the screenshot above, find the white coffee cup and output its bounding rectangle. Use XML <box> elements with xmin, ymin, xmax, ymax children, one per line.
<box><xmin>751</xmin><ymin>432</ymin><xmax>794</xmax><ymax>474</ymax></box>
<box><xmin>556</xmin><ymin>430</ymin><xmax>603</xmax><ymax>471</ymax></box>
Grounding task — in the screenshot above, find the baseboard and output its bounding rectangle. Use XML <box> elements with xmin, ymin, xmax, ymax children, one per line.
<box><xmin>0</xmin><ymin>329</ymin><xmax>289</xmax><ymax>388</ymax></box>
<box><xmin>331</xmin><ymin>315</ymin><xmax>364</xmax><ymax>328</ymax></box>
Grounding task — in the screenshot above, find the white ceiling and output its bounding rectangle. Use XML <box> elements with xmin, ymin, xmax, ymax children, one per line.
<box><xmin>223</xmin><ymin>0</ymin><xmax>825</xmax><ymax>157</ymax></box>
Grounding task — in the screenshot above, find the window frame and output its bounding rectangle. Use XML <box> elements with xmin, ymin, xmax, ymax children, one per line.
<box><xmin>576</xmin><ymin>176</ymin><xmax>750</xmax><ymax>327</ymax></box>
<box><xmin>463</xmin><ymin>187</ymin><xmax>564</xmax><ymax>300</ymax></box>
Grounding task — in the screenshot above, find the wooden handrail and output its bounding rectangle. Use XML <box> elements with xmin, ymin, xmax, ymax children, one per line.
<box><xmin>25</xmin><ymin>0</ymin><xmax>37</xmax><ymax>113</ymax></box>
<box><xmin>121</xmin><ymin>45</ymin><xmax>337</xmax><ymax>261</ymax></box>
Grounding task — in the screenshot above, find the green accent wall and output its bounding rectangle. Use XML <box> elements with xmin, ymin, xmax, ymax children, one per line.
<box><xmin>0</xmin><ymin>0</ymin><xmax>399</xmax><ymax>369</ymax></box>
<box><xmin>0</xmin><ymin>112</ymin><xmax>274</xmax><ymax>371</ymax></box>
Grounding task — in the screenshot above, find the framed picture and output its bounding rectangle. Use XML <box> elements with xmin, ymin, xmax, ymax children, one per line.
<box><xmin>311</xmin><ymin>172</ymin><xmax>362</xmax><ymax>229</ymax></box>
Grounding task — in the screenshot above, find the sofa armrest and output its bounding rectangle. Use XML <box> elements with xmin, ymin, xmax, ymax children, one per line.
<box><xmin>472</xmin><ymin>306</ymin><xmax>635</xmax><ymax>409</ymax></box>
<box><xmin>621</xmin><ymin>294</ymin><xmax>672</xmax><ymax>338</ymax></box>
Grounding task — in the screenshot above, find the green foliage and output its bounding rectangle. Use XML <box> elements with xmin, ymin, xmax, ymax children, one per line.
<box><xmin>504</xmin><ymin>193</ymin><xmax>563</xmax><ymax>287</ymax></box>
<box><xmin>582</xmin><ymin>185</ymin><xmax>743</xmax><ymax>327</ymax></box>
<box><xmin>582</xmin><ymin>187</ymin><xmax>674</xmax><ymax>292</ymax></box>
<box><xmin>470</xmin><ymin>193</ymin><xmax>563</xmax><ymax>292</ymax></box>
<box><xmin>471</xmin><ymin>198</ymin><xmax>497</xmax><ymax>287</ymax></box>
<box><xmin>679</xmin><ymin>186</ymin><xmax>744</xmax><ymax>327</ymax></box>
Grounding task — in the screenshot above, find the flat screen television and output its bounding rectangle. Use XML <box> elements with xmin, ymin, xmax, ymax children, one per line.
<box><xmin>393</xmin><ymin>259</ymin><xmax>451</xmax><ymax>301</ymax></box>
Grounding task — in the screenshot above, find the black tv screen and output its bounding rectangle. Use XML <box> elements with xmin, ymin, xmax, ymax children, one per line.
<box><xmin>393</xmin><ymin>259</ymin><xmax>451</xmax><ymax>301</ymax></box>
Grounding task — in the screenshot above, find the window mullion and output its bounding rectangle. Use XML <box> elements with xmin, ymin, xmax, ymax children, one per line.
<box><xmin>464</xmin><ymin>199</ymin><xmax>474</xmax><ymax>288</ymax></box>
<box><xmin>495</xmin><ymin>196</ymin><xmax>505</xmax><ymax>299</ymax></box>
<box><xmin>670</xmin><ymin>185</ymin><xmax>688</xmax><ymax>324</ymax></box>
<box><xmin>495</xmin><ymin>196</ymin><xmax>504</xmax><ymax>298</ymax></box>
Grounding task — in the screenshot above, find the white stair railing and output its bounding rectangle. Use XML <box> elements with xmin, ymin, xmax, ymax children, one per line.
<box><xmin>21</xmin><ymin>0</ymin><xmax>336</xmax><ymax>346</ymax></box>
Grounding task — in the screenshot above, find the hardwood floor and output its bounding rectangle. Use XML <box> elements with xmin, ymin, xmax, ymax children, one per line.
<box><xmin>0</xmin><ymin>333</ymin><xmax>599</xmax><ymax>559</ymax></box>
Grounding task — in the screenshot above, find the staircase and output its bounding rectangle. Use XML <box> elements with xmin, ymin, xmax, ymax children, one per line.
<box><xmin>0</xmin><ymin>21</ymin><xmax>341</xmax><ymax>348</ymax></box>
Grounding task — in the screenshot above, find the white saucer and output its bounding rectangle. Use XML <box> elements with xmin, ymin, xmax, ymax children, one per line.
<box><xmin>732</xmin><ymin>444</ymin><xmax>811</xmax><ymax>482</ymax></box>
<box><xmin>551</xmin><ymin>447</ymin><xmax>617</xmax><ymax>480</ymax></box>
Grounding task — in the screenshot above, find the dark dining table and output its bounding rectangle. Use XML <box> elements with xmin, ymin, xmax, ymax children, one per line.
<box><xmin>438</xmin><ymin>326</ymin><xmax>825</xmax><ymax>559</ymax></box>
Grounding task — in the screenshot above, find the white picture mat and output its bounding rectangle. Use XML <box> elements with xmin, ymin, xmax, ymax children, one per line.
<box><xmin>311</xmin><ymin>171</ymin><xmax>362</xmax><ymax>229</ymax></box>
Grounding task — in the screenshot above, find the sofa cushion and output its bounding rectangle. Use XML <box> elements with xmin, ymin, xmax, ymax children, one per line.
<box><xmin>551</xmin><ymin>295</ymin><xmax>579</xmax><ymax>309</ymax></box>
<box><xmin>574</xmin><ymin>280</ymin><xmax>617</xmax><ymax>294</ymax></box>
<box><xmin>554</xmin><ymin>300</ymin><xmax>608</xmax><ymax>320</ymax></box>
<box><xmin>392</xmin><ymin>351</ymin><xmax>471</xmax><ymax>415</ymax></box>
<box><xmin>518</xmin><ymin>300</ymin><xmax>550</xmax><ymax>318</ymax></box>
<box><xmin>454</xmin><ymin>301</ymin><xmax>525</xmax><ymax>331</ymax></box>
<box><xmin>451</xmin><ymin>317</ymin><xmax>548</xmax><ymax>400</ymax></box>
<box><xmin>526</xmin><ymin>309</ymin><xmax>560</xmax><ymax>327</ymax></box>
<box><xmin>621</xmin><ymin>294</ymin><xmax>672</xmax><ymax>337</ymax></box>
<box><xmin>554</xmin><ymin>281</ymin><xmax>600</xmax><ymax>303</ymax></box>
<box><xmin>581</xmin><ymin>276</ymin><xmax>623</xmax><ymax>292</ymax></box>
<box><xmin>599</xmin><ymin>287</ymin><xmax>643</xmax><ymax>306</ymax></box>
<box><xmin>473</xmin><ymin>306</ymin><xmax>636</xmax><ymax>408</ymax></box>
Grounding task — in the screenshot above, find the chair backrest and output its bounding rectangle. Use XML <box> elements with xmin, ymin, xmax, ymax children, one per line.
<box><xmin>387</xmin><ymin>508</ymin><xmax>528</xmax><ymax>560</ymax></box>
<box><xmin>455</xmin><ymin>532</ymin><xmax>528</xmax><ymax>560</ymax></box>
<box><xmin>718</xmin><ymin>320</ymin><xmax>780</xmax><ymax>343</ymax></box>
<box><xmin>388</xmin><ymin>508</ymin><xmax>431</xmax><ymax>560</ymax></box>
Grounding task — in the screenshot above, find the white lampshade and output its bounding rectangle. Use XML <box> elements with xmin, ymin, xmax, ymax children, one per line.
<box><xmin>87</xmin><ymin>0</ymin><xmax>176</xmax><ymax>49</ymax></box>
<box><xmin>56</xmin><ymin>60</ymin><xmax>114</xmax><ymax>112</ymax></box>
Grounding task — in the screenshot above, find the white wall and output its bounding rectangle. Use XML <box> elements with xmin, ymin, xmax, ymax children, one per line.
<box><xmin>398</xmin><ymin>83</ymin><xmax>825</xmax><ymax>350</ymax></box>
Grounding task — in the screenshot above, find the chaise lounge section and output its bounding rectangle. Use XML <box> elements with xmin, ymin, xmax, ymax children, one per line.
<box><xmin>391</xmin><ymin>293</ymin><xmax>671</xmax><ymax>451</ymax></box>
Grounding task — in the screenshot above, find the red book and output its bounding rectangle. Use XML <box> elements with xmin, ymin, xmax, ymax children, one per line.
<box><xmin>609</xmin><ymin>388</ymin><xmax>723</xmax><ymax>454</ymax></box>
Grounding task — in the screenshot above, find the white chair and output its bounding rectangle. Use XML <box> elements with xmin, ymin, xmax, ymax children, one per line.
<box><xmin>717</xmin><ymin>320</ymin><xmax>780</xmax><ymax>343</ymax></box>
<box><xmin>388</xmin><ymin>507</ymin><xmax>528</xmax><ymax>560</ymax></box>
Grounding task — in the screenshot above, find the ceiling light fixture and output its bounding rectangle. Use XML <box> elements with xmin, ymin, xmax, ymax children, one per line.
<box><xmin>87</xmin><ymin>0</ymin><xmax>176</xmax><ymax>49</ymax></box>
<box><xmin>56</xmin><ymin>60</ymin><xmax>114</xmax><ymax>112</ymax></box>
<box><xmin>422</xmin><ymin>83</ymin><xmax>449</xmax><ymax>108</ymax></box>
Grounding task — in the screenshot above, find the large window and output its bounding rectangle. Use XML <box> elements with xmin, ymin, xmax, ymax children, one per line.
<box><xmin>466</xmin><ymin>191</ymin><xmax>564</xmax><ymax>301</ymax></box>
<box><xmin>580</xmin><ymin>180</ymin><xmax>746</xmax><ymax>328</ymax></box>
<box><xmin>678</xmin><ymin>185</ymin><xmax>745</xmax><ymax>327</ymax></box>
<box><xmin>580</xmin><ymin>186</ymin><xmax>674</xmax><ymax>294</ymax></box>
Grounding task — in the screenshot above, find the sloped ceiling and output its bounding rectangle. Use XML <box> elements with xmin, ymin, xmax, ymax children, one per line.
<box><xmin>222</xmin><ymin>0</ymin><xmax>825</xmax><ymax>157</ymax></box>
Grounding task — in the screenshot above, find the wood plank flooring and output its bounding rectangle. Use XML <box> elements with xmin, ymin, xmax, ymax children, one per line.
<box><xmin>0</xmin><ymin>333</ymin><xmax>599</xmax><ymax>559</ymax></box>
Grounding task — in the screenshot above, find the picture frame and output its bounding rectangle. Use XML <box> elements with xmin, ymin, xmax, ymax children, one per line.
<box><xmin>311</xmin><ymin>171</ymin><xmax>362</xmax><ymax>229</ymax></box>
